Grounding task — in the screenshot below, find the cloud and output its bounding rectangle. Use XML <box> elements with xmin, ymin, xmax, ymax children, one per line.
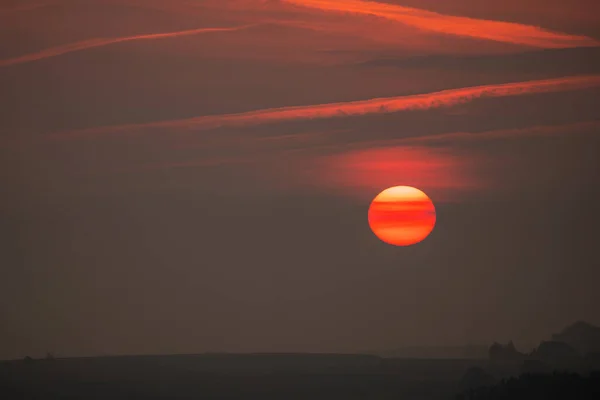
<box><xmin>358</xmin><ymin>47</ymin><xmax>600</xmax><ymax>77</ymax></box>
<box><xmin>0</xmin><ymin>2</ymin><xmax>52</xmax><ymax>15</ymax></box>
<box><xmin>0</xmin><ymin>24</ymin><xmax>255</xmax><ymax>67</ymax></box>
<box><xmin>396</xmin><ymin>121</ymin><xmax>600</xmax><ymax>145</ymax></box>
<box><xmin>274</xmin><ymin>120</ymin><xmax>600</xmax><ymax>199</ymax></box>
<box><xmin>324</xmin><ymin>121</ymin><xmax>600</xmax><ymax>151</ymax></box>
<box><xmin>52</xmin><ymin>74</ymin><xmax>600</xmax><ymax>139</ymax></box>
<box><xmin>291</xmin><ymin>146</ymin><xmax>480</xmax><ymax>201</ymax></box>
<box><xmin>282</xmin><ymin>0</ymin><xmax>599</xmax><ymax>48</ymax></box>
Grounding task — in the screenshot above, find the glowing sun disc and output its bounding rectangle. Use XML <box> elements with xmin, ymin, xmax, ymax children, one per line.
<box><xmin>368</xmin><ymin>186</ymin><xmax>436</xmax><ymax>246</ymax></box>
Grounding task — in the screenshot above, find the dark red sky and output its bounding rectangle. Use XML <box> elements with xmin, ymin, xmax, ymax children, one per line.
<box><xmin>1</xmin><ymin>0</ymin><xmax>600</xmax><ymax>360</ymax></box>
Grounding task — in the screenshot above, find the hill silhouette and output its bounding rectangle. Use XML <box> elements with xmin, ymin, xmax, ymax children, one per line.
<box><xmin>552</xmin><ymin>321</ymin><xmax>600</xmax><ymax>356</ymax></box>
<box><xmin>487</xmin><ymin>321</ymin><xmax>600</xmax><ymax>371</ymax></box>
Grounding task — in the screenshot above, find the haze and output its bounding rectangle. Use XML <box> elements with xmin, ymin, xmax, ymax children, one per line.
<box><xmin>1</xmin><ymin>0</ymin><xmax>600</xmax><ymax>361</ymax></box>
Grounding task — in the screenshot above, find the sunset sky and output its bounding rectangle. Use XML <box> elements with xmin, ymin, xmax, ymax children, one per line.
<box><xmin>1</xmin><ymin>0</ymin><xmax>600</xmax><ymax>360</ymax></box>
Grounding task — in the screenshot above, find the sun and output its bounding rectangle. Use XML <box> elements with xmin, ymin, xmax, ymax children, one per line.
<box><xmin>368</xmin><ymin>186</ymin><xmax>436</xmax><ymax>246</ymax></box>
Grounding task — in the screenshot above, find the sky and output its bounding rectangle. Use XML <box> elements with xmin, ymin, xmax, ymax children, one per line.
<box><xmin>1</xmin><ymin>0</ymin><xmax>600</xmax><ymax>360</ymax></box>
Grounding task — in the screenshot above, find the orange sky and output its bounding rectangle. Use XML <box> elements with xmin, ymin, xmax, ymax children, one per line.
<box><xmin>4</xmin><ymin>1</ymin><xmax>599</xmax><ymax>204</ymax></box>
<box><xmin>2</xmin><ymin>0</ymin><xmax>600</xmax><ymax>360</ymax></box>
<box><xmin>4</xmin><ymin>0</ymin><xmax>599</xmax><ymax>67</ymax></box>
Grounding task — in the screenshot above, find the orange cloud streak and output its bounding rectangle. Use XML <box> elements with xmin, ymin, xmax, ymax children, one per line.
<box><xmin>283</xmin><ymin>0</ymin><xmax>599</xmax><ymax>48</ymax></box>
<box><xmin>54</xmin><ymin>74</ymin><xmax>600</xmax><ymax>139</ymax></box>
<box><xmin>0</xmin><ymin>25</ymin><xmax>255</xmax><ymax>67</ymax></box>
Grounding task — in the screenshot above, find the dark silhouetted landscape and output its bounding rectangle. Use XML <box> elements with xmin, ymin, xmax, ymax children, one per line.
<box><xmin>3</xmin><ymin>321</ymin><xmax>600</xmax><ymax>399</ymax></box>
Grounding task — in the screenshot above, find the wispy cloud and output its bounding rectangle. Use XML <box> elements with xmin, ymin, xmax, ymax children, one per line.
<box><xmin>0</xmin><ymin>2</ymin><xmax>53</xmax><ymax>15</ymax></box>
<box><xmin>359</xmin><ymin>121</ymin><xmax>600</xmax><ymax>148</ymax></box>
<box><xmin>285</xmin><ymin>121</ymin><xmax>600</xmax><ymax>200</ymax></box>
<box><xmin>0</xmin><ymin>24</ymin><xmax>255</xmax><ymax>67</ymax></box>
<box><xmin>248</xmin><ymin>121</ymin><xmax>600</xmax><ymax>157</ymax></box>
<box><xmin>53</xmin><ymin>74</ymin><xmax>600</xmax><ymax>139</ymax></box>
<box><xmin>283</xmin><ymin>0</ymin><xmax>599</xmax><ymax>48</ymax></box>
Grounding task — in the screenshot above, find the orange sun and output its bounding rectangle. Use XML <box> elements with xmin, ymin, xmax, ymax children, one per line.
<box><xmin>368</xmin><ymin>186</ymin><xmax>436</xmax><ymax>246</ymax></box>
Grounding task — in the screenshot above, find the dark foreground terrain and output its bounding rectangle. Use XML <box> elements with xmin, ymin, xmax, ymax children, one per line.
<box><xmin>1</xmin><ymin>354</ymin><xmax>599</xmax><ymax>399</ymax></box>
<box><xmin>0</xmin><ymin>354</ymin><xmax>481</xmax><ymax>400</ymax></box>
